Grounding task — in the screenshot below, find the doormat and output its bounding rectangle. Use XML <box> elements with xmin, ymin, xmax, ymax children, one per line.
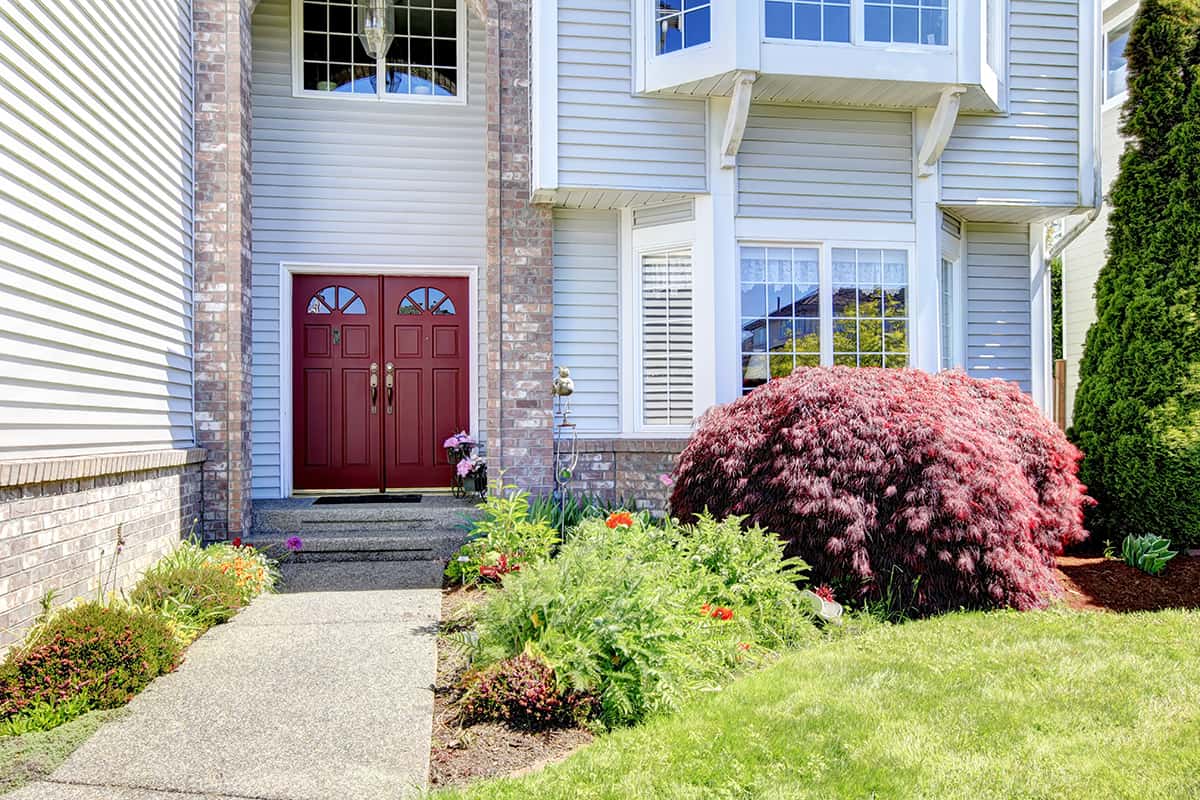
<box><xmin>311</xmin><ymin>494</ymin><xmax>422</xmax><ymax>505</ymax></box>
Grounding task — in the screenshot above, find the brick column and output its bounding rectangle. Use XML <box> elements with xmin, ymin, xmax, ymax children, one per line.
<box><xmin>192</xmin><ymin>0</ymin><xmax>253</xmax><ymax>539</ymax></box>
<box><xmin>485</xmin><ymin>0</ymin><xmax>555</xmax><ymax>493</ymax></box>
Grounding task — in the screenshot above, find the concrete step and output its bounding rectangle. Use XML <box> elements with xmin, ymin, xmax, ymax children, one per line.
<box><xmin>248</xmin><ymin>495</ymin><xmax>479</xmax><ymax>563</ymax></box>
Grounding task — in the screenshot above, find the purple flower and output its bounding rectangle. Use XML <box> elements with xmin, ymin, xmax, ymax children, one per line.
<box><xmin>285</xmin><ymin>536</ymin><xmax>303</xmax><ymax>552</ymax></box>
<box><xmin>456</xmin><ymin>457</ymin><xmax>474</xmax><ymax>477</ymax></box>
<box><xmin>659</xmin><ymin>473</ymin><xmax>675</xmax><ymax>488</ymax></box>
<box><xmin>443</xmin><ymin>435</ymin><xmax>461</xmax><ymax>448</ymax></box>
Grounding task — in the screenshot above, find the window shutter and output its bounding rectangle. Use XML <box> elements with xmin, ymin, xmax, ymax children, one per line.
<box><xmin>641</xmin><ymin>250</ymin><xmax>694</xmax><ymax>427</ymax></box>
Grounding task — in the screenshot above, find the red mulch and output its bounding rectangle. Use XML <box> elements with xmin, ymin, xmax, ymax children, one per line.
<box><xmin>428</xmin><ymin>586</ymin><xmax>593</xmax><ymax>789</ymax></box>
<box><xmin>1055</xmin><ymin>553</ymin><xmax>1200</xmax><ymax>613</ymax></box>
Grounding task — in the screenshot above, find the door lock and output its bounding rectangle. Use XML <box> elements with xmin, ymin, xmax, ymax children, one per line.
<box><xmin>385</xmin><ymin>362</ymin><xmax>395</xmax><ymax>415</ymax></box>
<box><xmin>332</xmin><ymin>327</ymin><xmax>341</xmax><ymax>346</ymax></box>
<box><xmin>369</xmin><ymin>363</ymin><xmax>379</xmax><ymax>415</ymax></box>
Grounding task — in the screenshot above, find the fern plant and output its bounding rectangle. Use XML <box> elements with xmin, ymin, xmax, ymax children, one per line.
<box><xmin>1121</xmin><ymin>534</ymin><xmax>1178</xmax><ymax>576</ymax></box>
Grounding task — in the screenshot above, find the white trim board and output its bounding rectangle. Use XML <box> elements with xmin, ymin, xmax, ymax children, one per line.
<box><xmin>277</xmin><ymin>262</ymin><xmax>481</xmax><ymax>498</ymax></box>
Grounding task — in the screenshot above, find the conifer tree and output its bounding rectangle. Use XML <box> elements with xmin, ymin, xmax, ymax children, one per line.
<box><xmin>1072</xmin><ymin>0</ymin><xmax>1200</xmax><ymax>542</ymax></box>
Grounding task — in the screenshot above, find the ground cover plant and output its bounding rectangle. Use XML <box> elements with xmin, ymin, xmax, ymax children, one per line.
<box><xmin>1071</xmin><ymin>0</ymin><xmax>1200</xmax><ymax>545</ymax></box>
<box><xmin>457</xmin><ymin>513</ymin><xmax>819</xmax><ymax>729</ymax></box>
<box><xmin>671</xmin><ymin>367</ymin><xmax>1090</xmax><ymax>616</ymax></box>
<box><xmin>435</xmin><ymin>609</ymin><xmax>1200</xmax><ymax>800</ymax></box>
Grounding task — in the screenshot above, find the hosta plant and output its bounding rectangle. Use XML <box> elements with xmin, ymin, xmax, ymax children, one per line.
<box><xmin>671</xmin><ymin>367</ymin><xmax>1092</xmax><ymax>615</ymax></box>
<box><xmin>1121</xmin><ymin>534</ymin><xmax>1178</xmax><ymax>576</ymax></box>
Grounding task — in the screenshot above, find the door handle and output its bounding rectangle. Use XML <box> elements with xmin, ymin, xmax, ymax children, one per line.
<box><xmin>385</xmin><ymin>363</ymin><xmax>394</xmax><ymax>415</ymax></box>
<box><xmin>370</xmin><ymin>363</ymin><xmax>379</xmax><ymax>415</ymax></box>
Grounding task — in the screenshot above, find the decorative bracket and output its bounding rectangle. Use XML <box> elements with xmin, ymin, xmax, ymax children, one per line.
<box><xmin>917</xmin><ymin>85</ymin><xmax>968</xmax><ymax>177</ymax></box>
<box><xmin>464</xmin><ymin>0</ymin><xmax>487</xmax><ymax>23</ymax></box>
<box><xmin>720</xmin><ymin>70</ymin><xmax>758</xmax><ymax>170</ymax></box>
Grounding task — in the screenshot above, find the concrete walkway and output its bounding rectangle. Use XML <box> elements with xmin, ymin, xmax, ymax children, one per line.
<box><xmin>10</xmin><ymin>561</ymin><xmax>443</xmax><ymax>800</ymax></box>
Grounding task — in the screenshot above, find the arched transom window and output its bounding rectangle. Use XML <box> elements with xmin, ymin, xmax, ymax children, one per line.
<box><xmin>307</xmin><ymin>286</ymin><xmax>368</xmax><ymax>315</ymax></box>
<box><xmin>398</xmin><ymin>287</ymin><xmax>456</xmax><ymax>315</ymax></box>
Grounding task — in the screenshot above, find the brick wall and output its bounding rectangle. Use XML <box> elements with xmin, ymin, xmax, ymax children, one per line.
<box><xmin>572</xmin><ymin>439</ymin><xmax>686</xmax><ymax>516</ymax></box>
<box><xmin>485</xmin><ymin>0</ymin><xmax>556</xmax><ymax>494</ymax></box>
<box><xmin>0</xmin><ymin>451</ymin><xmax>205</xmax><ymax>650</ymax></box>
<box><xmin>193</xmin><ymin>0</ymin><xmax>254</xmax><ymax>539</ymax></box>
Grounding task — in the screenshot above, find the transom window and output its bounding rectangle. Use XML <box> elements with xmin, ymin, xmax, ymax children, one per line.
<box><xmin>1106</xmin><ymin>20</ymin><xmax>1131</xmax><ymax>100</ymax></box>
<box><xmin>739</xmin><ymin>246</ymin><xmax>910</xmax><ymax>394</ymax></box>
<box><xmin>297</xmin><ymin>0</ymin><xmax>461</xmax><ymax>99</ymax></box>
<box><xmin>865</xmin><ymin>0</ymin><xmax>948</xmax><ymax>46</ymax></box>
<box><xmin>656</xmin><ymin>0</ymin><xmax>712</xmax><ymax>54</ymax></box>
<box><xmin>307</xmin><ymin>286</ymin><xmax>367</xmax><ymax>315</ymax></box>
<box><xmin>765</xmin><ymin>0</ymin><xmax>850</xmax><ymax>43</ymax></box>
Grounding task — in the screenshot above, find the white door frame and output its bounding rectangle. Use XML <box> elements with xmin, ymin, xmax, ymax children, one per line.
<box><xmin>279</xmin><ymin>262</ymin><xmax>481</xmax><ymax>497</ymax></box>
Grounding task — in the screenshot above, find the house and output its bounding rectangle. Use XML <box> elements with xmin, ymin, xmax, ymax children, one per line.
<box><xmin>1058</xmin><ymin>0</ymin><xmax>1133</xmax><ymax>427</ymax></box>
<box><xmin>0</xmin><ymin>0</ymin><xmax>1099</xmax><ymax>646</ymax></box>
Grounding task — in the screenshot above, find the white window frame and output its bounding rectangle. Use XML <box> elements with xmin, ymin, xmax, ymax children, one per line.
<box><xmin>1102</xmin><ymin>8</ymin><xmax>1136</xmax><ymax>112</ymax></box>
<box><xmin>654</xmin><ymin>0</ymin><xmax>714</xmax><ymax>56</ymax></box>
<box><xmin>762</xmin><ymin>0</ymin><xmax>954</xmax><ymax>51</ymax></box>
<box><xmin>622</xmin><ymin>219</ymin><xmax>697</xmax><ymax>437</ymax></box>
<box><xmin>937</xmin><ymin>213</ymin><xmax>965</xmax><ymax>370</ymax></box>
<box><xmin>290</xmin><ymin>0</ymin><xmax>468</xmax><ymax>105</ymax></box>
<box><xmin>736</xmin><ymin>241</ymin><xmax>917</xmax><ymax>390</ymax></box>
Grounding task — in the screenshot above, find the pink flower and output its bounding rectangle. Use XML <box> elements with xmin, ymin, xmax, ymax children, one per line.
<box><xmin>456</xmin><ymin>458</ymin><xmax>474</xmax><ymax>477</ymax></box>
<box><xmin>658</xmin><ymin>473</ymin><xmax>675</xmax><ymax>488</ymax></box>
<box><xmin>285</xmin><ymin>536</ymin><xmax>303</xmax><ymax>552</ymax></box>
<box><xmin>815</xmin><ymin>584</ymin><xmax>836</xmax><ymax>604</ymax></box>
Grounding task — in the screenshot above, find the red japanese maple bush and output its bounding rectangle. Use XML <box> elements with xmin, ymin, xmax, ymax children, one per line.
<box><xmin>670</xmin><ymin>368</ymin><xmax>1090</xmax><ymax>615</ymax></box>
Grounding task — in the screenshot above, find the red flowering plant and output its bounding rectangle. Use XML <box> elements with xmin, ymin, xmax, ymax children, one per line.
<box><xmin>671</xmin><ymin>367</ymin><xmax>1091</xmax><ymax>616</ymax></box>
<box><xmin>478</xmin><ymin>552</ymin><xmax>522</xmax><ymax>582</ymax></box>
<box><xmin>605</xmin><ymin>511</ymin><xmax>635</xmax><ymax>530</ymax></box>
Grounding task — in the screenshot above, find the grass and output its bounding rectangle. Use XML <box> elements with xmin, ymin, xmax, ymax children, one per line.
<box><xmin>435</xmin><ymin>609</ymin><xmax>1200</xmax><ymax>800</ymax></box>
<box><xmin>0</xmin><ymin>708</ymin><xmax>124</xmax><ymax>794</ymax></box>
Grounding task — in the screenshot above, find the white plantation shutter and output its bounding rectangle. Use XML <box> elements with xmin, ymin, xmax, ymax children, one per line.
<box><xmin>641</xmin><ymin>249</ymin><xmax>694</xmax><ymax>426</ymax></box>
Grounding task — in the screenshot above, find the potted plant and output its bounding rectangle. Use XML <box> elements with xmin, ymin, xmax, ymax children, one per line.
<box><xmin>444</xmin><ymin>431</ymin><xmax>487</xmax><ymax>498</ymax></box>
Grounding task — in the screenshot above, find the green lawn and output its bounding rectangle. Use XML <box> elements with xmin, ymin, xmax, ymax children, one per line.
<box><xmin>437</xmin><ymin>610</ymin><xmax>1200</xmax><ymax>800</ymax></box>
<box><xmin>0</xmin><ymin>708</ymin><xmax>123</xmax><ymax>794</ymax></box>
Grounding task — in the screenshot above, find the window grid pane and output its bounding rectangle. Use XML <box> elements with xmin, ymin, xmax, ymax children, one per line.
<box><xmin>656</xmin><ymin>1</ymin><xmax>712</xmax><ymax>54</ymax></box>
<box><xmin>864</xmin><ymin>0</ymin><xmax>948</xmax><ymax>46</ymax></box>
<box><xmin>300</xmin><ymin>0</ymin><xmax>458</xmax><ymax>98</ymax></box>
<box><xmin>764</xmin><ymin>0</ymin><xmax>850</xmax><ymax>43</ymax></box>
<box><xmin>1106</xmin><ymin>21</ymin><xmax>1131</xmax><ymax>99</ymax></box>
<box><xmin>643</xmin><ymin>250</ymin><xmax>694</xmax><ymax>426</ymax></box>
<box><xmin>740</xmin><ymin>247</ymin><xmax>821</xmax><ymax>395</ymax></box>
<box><xmin>832</xmin><ymin>248</ymin><xmax>909</xmax><ymax>369</ymax></box>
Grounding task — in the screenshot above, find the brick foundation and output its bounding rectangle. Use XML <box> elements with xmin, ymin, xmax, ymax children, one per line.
<box><xmin>571</xmin><ymin>439</ymin><xmax>686</xmax><ymax>515</ymax></box>
<box><xmin>485</xmin><ymin>0</ymin><xmax>556</xmax><ymax>494</ymax></box>
<box><xmin>0</xmin><ymin>450</ymin><xmax>205</xmax><ymax>650</ymax></box>
<box><xmin>193</xmin><ymin>0</ymin><xmax>254</xmax><ymax>539</ymax></box>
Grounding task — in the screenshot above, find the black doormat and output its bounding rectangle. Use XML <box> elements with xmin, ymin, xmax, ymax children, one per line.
<box><xmin>311</xmin><ymin>494</ymin><xmax>422</xmax><ymax>505</ymax></box>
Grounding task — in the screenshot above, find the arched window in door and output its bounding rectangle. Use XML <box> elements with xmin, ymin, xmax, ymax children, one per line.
<box><xmin>398</xmin><ymin>287</ymin><xmax>457</xmax><ymax>316</ymax></box>
<box><xmin>307</xmin><ymin>286</ymin><xmax>367</xmax><ymax>315</ymax></box>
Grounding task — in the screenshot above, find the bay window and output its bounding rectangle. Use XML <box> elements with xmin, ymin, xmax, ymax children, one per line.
<box><xmin>656</xmin><ymin>0</ymin><xmax>712</xmax><ymax>54</ymax></box>
<box><xmin>296</xmin><ymin>0</ymin><xmax>463</xmax><ymax>100</ymax></box>
<box><xmin>763</xmin><ymin>0</ymin><xmax>949</xmax><ymax>47</ymax></box>
<box><xmin>765</xmin><ymin>0</ymin><xmax>851</xmax><ymax>43</ymax></box>
<box><xmin>740</xmin><ymin>245</ymin><xmax>910</xmax><ymax>394</ymax></box>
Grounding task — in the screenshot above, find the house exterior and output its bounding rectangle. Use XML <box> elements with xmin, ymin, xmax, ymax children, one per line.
<box><xmin>1059</xmin><ymin>0</ymin><xmax>1133</xmax><ymax>427</ymax></box>
<box><xmin>0</xmin><ymin>0</ymin><xmax>1098</xmax><ymax>646</ymax></box>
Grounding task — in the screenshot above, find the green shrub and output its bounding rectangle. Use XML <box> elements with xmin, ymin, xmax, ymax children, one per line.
<box><xmin>464</xmin><ymin>514</ymin><xmax>816</xmax><ymax>727</ymax></box>
<box><xmin>0</xmin><ymin>603</ymin><xmax>180</xmax><ymax>723</ymax></box>
<box><xmin>1121</xmin><ymin>534</ymin><xmax>1178</xmax><ymax>575</ymax></box>
<box><xmin>1071</xmin><ymin>0</ymin><xmax>1200</xmax><ymax>544</ymax></box>
<box><xmin>130</xmin><ymin>558</ymin><xmax>246</xmax><ymax>641</ymax></box>
<box><xmin>446</xmin><ymin>484</ymin><xmax>560</xmax><ymax>585</ymax></box>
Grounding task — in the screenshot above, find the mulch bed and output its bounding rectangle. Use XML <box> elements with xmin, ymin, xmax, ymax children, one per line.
<box><xmin>428</xmin><ymin>586</ymin><xmax>593</xmax><ymax>789</ymax></box>
<box><xmin>1055</xmin><ymin>554</ymin><xmax>1200</xmax><ymax>613</ymax></box>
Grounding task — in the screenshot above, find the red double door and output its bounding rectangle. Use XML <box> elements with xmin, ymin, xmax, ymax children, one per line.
<box><xmin>293</xmin><ymin>275</ymin><xmax>470</xmax><ymax>491</ymax></box>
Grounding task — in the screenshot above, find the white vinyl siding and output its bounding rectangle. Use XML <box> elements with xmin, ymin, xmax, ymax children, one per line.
<box><xmin>964</xmin><ymin>223</ymin><xmax>1031</xmax><ymax>390</ymax></box>
<box><xmin>552</xmin><ymin>210</ymin><xmax>620</xmax><ymax>433</ymax></box>
<box><xmin>641</xmin><ymin>250</ymin><xmax>694</xmax><ymax>427</ymax></box>
<box><xmin>737</xmin><ymin>105</ymin><xmax>914</xmax><ymax>221</ymax></box>
<box><xmin>250</xmin><ymin>0</ymin><xmax>487</xmax><ymax>497</ymax></box>
<box><xmin>632</xmin><ymin>201</ymin><xmax>695</xmax><ymax>229</ymax></box>
<box><xmin>0</xmin><ymin>0</ymin><xmax>195</xmax><ymax>459</ymax></box>
<box><xmin>941</xmin><ymin>0</ymin><xmax>1081</xmax><ymax>209</ymax></box>
<box><xmin>557</xmin><ymin>0</ymin><xmax>707</xmax><ymax>192</ymax></box>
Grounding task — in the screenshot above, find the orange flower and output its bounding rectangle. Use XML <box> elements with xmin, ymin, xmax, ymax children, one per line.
<box><xmin>605</xmin><ymin>511</ymin><xmax>635</xmax><ymax>529</ymax></box>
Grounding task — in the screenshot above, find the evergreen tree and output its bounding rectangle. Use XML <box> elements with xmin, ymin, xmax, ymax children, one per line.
<box><xmin>1071</xmin><ymin>0</ymin><xmax>1200</xmax><ymax>542</ymax></box>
